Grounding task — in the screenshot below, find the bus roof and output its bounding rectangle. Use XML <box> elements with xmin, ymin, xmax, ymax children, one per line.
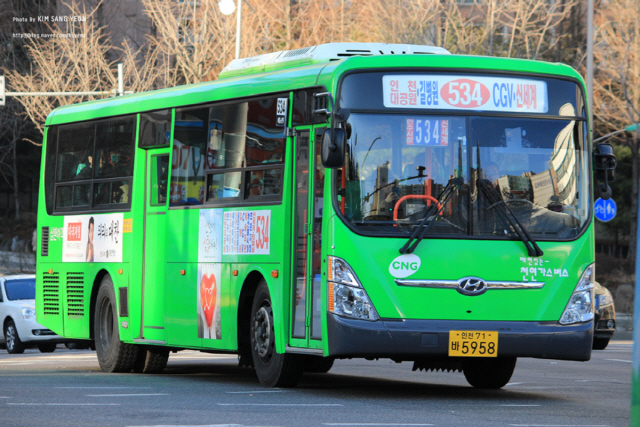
<box><xmin>45</xmin><ymin>52</ymin><xmax>583</xmax><ymax>127</ymax></box>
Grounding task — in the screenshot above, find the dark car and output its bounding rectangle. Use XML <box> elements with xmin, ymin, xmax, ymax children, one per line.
<box><xmin>593</xmin><ymin>281</ymin><xmax>616</xmax><ymax>350</ymax></box>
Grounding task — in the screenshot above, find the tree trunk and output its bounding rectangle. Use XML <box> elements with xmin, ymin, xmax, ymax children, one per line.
<box><xmin>628</xmin><ymin>135</ymin><xmax>638</xmax><ymax>262</ymax></box>
<box><xmin>12</xmin><ymin>134</ymin><xmax>20</xmax><ymax>221</ymax></box>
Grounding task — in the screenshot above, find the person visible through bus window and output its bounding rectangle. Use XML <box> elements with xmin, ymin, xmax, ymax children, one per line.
<box><xmin>86</xmin><ymin>217</ymin><xmax>94</xmax><ymax>262</ymax></box>
<box><xmin>249</xmin><ymin>171</ymin><xmax>264</xmax><ymax>197</ymax></box>
<box><xmin>99</xmin><ymin>149</ymin><xmax>129</xmax><ymax>178</ymax></box>
<box><xmin>76</xmin><ymin>155</ymin><xmax>93</xmax><ymax>180</ymax></box>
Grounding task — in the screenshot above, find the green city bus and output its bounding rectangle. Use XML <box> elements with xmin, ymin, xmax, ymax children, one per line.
<box><xmin>34</xmin><ymin>43</ymin><xmax>613</xmax><ymax>388</ymax></box>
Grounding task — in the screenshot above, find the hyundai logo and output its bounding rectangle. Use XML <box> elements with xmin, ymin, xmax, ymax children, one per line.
<box><xmin>456</xmin><ymin>277</ymin><xmax>488</xmax><ymax>296</ymax></box>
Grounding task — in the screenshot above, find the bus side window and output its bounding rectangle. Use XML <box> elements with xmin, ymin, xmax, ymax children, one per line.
<box><xmin>151</xmin><ymin>155</ymin><xmax>170</xmax><ymax>206</ymax></box>
<box><xmin>172</xmin><ymin>108</ymin><xmax>209</xmax><ymax>206</ymax></box>
<box><xmin>57</xmin><ymin>123</ymin><xmax>95</xmax><ymax>183</ymax></box>
<box><xmin>242</xmin><ymin>96</ymin><xmax>286</xmax><ymax>201</ymax></box>
<box><xmin>140</xmin><ymin>110</ymin><xmax>172</xmax><ymax>148</ymax></box>
<box><xmin>95</xmin><ymin>118</ymin><xmax>135</xmax><ymax>179</ymax></box>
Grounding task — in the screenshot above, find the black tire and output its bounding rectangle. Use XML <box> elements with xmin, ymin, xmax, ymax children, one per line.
<box><xmin>133</xmin><ymin>346</ymin><xmax>170</xmax><ymax>374</ymax></box>
<box><xmin>593</xmin><ymin>337</ymin><xmax>611</xmax><ymax>350</ymax></box>
<box><xmin>66</xmin><ymin>341</ymin><xmax>90</xmax><ymax>350</ymax></box>
<box><xmin>250</xmin><ymin>281</ymin><xmax>304</xmax><ymax>387</ymax></box>
<box><xmin>462</xmin><ymin>357</ymin><xmax>517</xmax><ymax>389</ymax></box>
<box><xmin>94</xmin><ymin>275</ymin><xmax>138</xmax><ymax>372</ymax></box>
<box><xmin>304</xmin><ymin>356</ymin><xmax>334</xmax><ymax>373</ymax></box>
<box><xmin>4</xmin><ymin>320</ymin><xmax>25</xmax><ymax>354</ymax></box>
<box><xmin>38</xmin><ymin>343</ymin><xmax>57</xmax><ymax>353</ymax></box>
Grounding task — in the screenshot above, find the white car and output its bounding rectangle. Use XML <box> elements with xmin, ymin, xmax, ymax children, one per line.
<box><xmin>0</xmin><ymin>274</ymin><xmax>64</xmax><ymax>353</ymax></box>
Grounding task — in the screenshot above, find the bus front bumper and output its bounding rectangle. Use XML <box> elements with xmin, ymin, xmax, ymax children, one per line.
<box><xmin>327</xmin><ymin>313</ymin><xmax>593</xmax><ymax>361</ymax></box>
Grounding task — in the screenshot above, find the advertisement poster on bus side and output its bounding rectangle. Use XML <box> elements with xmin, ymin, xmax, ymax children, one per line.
<box><xmin>197</xmin><ymin>263</ymin><xmax>222</xmax><ymax>340</ymax></box>
<box><xmin>223</xmin><ymin>210</ymin><xmax>271</xmax><ymax>255</ymax></box>
<box><xmin>198</xmin><ymin>209</ymin><xmax>223</xmax><ymax>262</ymax></box>
<box><xmin>382</xmin><ymin>75</ymin><xmax>548</xmax><ymax>114</ymax></box>
<box><xmin>62</xmin><ymin>214</ymin><xmax>123</xmax><ymax>263</ymax></box>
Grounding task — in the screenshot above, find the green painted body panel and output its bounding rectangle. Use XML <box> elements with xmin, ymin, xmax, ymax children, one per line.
<box><xmin>35</xmin><ymin>49</ymin><xmax>593</xmax><ymax>361</ymax></box>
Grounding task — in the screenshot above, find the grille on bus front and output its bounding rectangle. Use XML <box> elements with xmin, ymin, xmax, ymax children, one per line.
<box><xmin>66</xmin><ymin>272</ymin><xmax>85</xmax><ymax>317</ymax></box>
<box><xmin>42</xmin><ymin>272</ymin><xmax>60</xmax><ymax>315</ymax></box>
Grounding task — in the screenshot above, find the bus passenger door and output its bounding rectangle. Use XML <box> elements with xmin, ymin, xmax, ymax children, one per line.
<box><xmin>289</xmin><ymin>127</ymin><xmax>325</xmax><ymax>350</ymax></box>
<box><xmin>140</xmin><ymin>149</ymin><xmax>170</xmax><ymax>342</ymax></box>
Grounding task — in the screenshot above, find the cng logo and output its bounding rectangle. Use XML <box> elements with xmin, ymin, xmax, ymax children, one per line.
<box><xmin>389</xmin><ymin>254</ymin><xmax>421</xmax><ymax>278</ymax></box>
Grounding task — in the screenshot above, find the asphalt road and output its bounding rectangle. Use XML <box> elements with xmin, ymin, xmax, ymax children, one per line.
<box><xmin>0</xmin><ymin>341</ymin><xmax>632</xmax><ymax>427</ymax></box>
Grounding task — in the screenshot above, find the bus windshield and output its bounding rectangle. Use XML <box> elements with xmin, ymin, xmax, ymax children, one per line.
<box><xmin>337</xmin><ymin>76</ymin><xmax>589</xmax><ymax>240</ymax></box>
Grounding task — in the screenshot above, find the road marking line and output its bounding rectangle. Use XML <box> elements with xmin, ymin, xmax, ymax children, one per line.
<box><xmin>226</xmin><ymin>391</ymin><xmax>286</xmax><ymax>394</ymax></box>
<box><xmin>56</xmin><ymin>387</ymin><xmax>152</xmax><ymax>389</ymax></box>
<box><xmin>505</xmin><ymin>382</ymin><xmax>526</xmax><ymax>386</ymax></box>
<box><xmin>499</xmin><ymin>405</ymin><xmax>541</xmax><ymax>407</ymax></box>
<box><xmin>0</xmin><ymin>397</ymin><xmax>11</xmax><ymax>399</ymax></box>
<box><xmin>7</xmin><ymin>403</ymin><xmax>120</xmax><ymax>406</ymax></box>
<box><xmin>605</xmin><ymin>359</ymin><xmax>632</xmax><ymax>363</ymax></box>
<box><xmin>0</xmin><ymin>358</ymin><xmax>96</xmax><ymax>364</ymax></box>
<box><xmin>218</xmin><ymin>403</ymin><xmax>343</xmax><ymax>407</ymax></box>
<box><xmin>86</xmin><ymin>393</ymin><xmax>170</xmax><ymax>397</ymax></box>
<box><xmin>509</xmin><ymin>425</ymin><xmax>612</xmax><ymax>426</ymax></box>
<box><xmin>323</xmin><ymin>424</ymin><xmax>435</xmax><ymax>426</ymax></box>
<box><xmin>126</xmin><ymin>425</ymin><xmax>276</xmax><ymax>427</ymax></box>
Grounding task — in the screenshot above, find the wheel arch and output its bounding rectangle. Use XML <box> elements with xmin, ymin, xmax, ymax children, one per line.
<box><xmin>3</xmin><ymin>315</ymin><xmax>15</xmax><ymax>333</ymax></box>
<box><xmin>89</xmin><ymin>268</ymin><xmax>114</xmax><ymax>340</ymax></box>
<box><xmin>237</xmin><ymin>267</ymin><xmax>287</xmax><ymax>359</ymax></box>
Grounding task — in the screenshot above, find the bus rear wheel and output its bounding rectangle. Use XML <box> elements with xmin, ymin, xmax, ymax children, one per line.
<box><xmin>94</xmin><ymin>275</ymin><xmax>138</xmax><ymax>373</ymax></box>
<box><xmin>250</xmin><ymin>281</ymin><xmax>304</xmax><ymax>387</ymax></box>
<box><xmin>462</xmin><ymin>357</ymin><xmax>517</xmax><ymax>389</ymax></box>
<box><xmin>133</xmin><ymin>346</ymin><xmax>170</xmax><ymax>374</ymax></box>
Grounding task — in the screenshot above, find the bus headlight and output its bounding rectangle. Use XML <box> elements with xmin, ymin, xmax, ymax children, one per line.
<box><xmin>559</xmin><ymin>264</ymin><xmax>594</xmax><ymax>325</ymax></box>
<box><xmin>327</xmin><ymin>256</ymin><xmax>379</xmax><ymax>321</ymax></box>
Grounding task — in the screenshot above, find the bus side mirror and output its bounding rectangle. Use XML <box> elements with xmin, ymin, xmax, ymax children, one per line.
<box><xmin>594</xmin><ymin>143</ymin><xmax>616</xmax><ymax>200</ymax></box>
<box><xmin>321</xmin><ymin>128</ymin><xmax>346</xmax><ymax>168</ymax></box>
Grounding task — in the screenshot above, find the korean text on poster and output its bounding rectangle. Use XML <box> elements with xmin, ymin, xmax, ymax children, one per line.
<box><xmin>223</xmin><ymin>210</ymin><xmax>271</xmax><ymax>255</ymax></box>
<box><xmin>406</xmin><ymin>119</ymin><xmax>449</xmax><ymax>146</ymax></box>
<box><xmin>383</xmin><ymin>75</ymin><xmax>548</xmax><ymax>113</ymax></box>
<box><xmin>62</xmin><ymin>213</ymin><xmax>123</xmax><ymax>263</ymax></box>
<box><xmin>198</xmin><ymin>209</ymin><xmax>223</xmax><ymax>262</ymax></box>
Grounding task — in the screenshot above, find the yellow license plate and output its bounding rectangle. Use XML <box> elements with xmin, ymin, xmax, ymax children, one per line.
<box><xmin>448</xmin><ymin>330</ymin><xmax>498</xmax><ymax>357</ymax></box>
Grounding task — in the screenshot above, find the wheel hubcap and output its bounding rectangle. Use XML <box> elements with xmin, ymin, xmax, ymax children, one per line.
<box><xmin>6</xmin><ymin>326</ymin><xmax>15</xmax><ymax>350</ymax></box>
<box><xmin>253</xmin><ymin>304</ymin><xmax>273</xmax><ymax>362</ymax></box>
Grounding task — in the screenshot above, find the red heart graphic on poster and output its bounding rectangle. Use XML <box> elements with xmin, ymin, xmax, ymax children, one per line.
<box><xmin>200</xmin><ymin>273</ymin><xmax>217</xmax><ymax>328</ymax></box>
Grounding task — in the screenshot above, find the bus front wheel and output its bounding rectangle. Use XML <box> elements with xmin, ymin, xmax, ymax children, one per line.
<box><xmin>250</xmin><ymin>281</ymin><xmax>304</xmax><ymax>387</ymax></box>
<box><xmin>94</xmin><ymin>275</ymin><xmax>138</xmax><ymax>373</ymax></box>
<box><xmin>462</xmin><ymin>357</ymin><xmax>516</xmax><ymax>389</ymax></box>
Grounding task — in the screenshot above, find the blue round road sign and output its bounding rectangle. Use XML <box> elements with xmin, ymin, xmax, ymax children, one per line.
<box><xmin>594</xmin><ymin>197</ymin><xmax>617</xmax><ymax>222</ymax></box>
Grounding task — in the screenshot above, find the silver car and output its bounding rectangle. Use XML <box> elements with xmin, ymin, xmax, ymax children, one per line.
<box><xmin>0</xmin><ymin>275</ymin><xmax>64</xmax><ymax>353</ymax></box>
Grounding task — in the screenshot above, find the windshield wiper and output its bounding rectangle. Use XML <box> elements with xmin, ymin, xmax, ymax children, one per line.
<box><xmin>399</xmin><ymin>177</ymin><xmax>463</xmax><ymax>254</ymax></box>
<box><xmin>476</xmin><ymin>178</ymin><xmax>543</xmax><ymax>257</ymax></box>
